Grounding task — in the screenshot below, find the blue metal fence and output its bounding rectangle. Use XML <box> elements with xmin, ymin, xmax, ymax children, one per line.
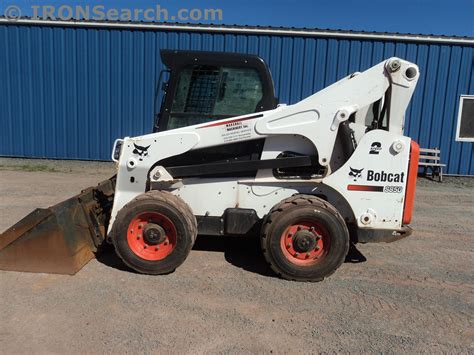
<box><xmin>0</xmin><ymin>22</ymin><xmax>473</xmax><ymax>174</ymax></box>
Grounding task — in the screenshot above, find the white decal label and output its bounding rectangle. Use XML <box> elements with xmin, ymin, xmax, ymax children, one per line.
<box><xmin>220</xmin><ymin>121</ymin><xmax>252</xmax><ymax>143</ymax></box>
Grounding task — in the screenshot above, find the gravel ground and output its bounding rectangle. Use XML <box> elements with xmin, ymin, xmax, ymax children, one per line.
<box><xmin>0</xmin><ymin>158</ymin><xmax>473</xmax><ymax>353</ymax></box>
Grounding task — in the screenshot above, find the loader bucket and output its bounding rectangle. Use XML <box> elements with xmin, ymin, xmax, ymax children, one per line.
<box><xmin>0</xmin><ymin>177</ymin><xmax>115</xmax><ymax>275</ymax></box>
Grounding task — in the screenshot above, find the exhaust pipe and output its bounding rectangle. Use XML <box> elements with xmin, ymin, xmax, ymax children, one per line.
<box><xmin>0</xmin><ymin>177</ymin><xmax>115</xmax><ymax>275</ymax></box>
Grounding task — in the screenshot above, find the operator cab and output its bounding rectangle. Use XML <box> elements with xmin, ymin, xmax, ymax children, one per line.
<box><xmin>153</xmin><ymin>50</ymin><xmax>330</xmax><ymax>180</ymax></box>
<box><xmin>153</xmin><ymin>50</ymin><xmax>280</xmax><ymax>178</ymax></box>
<box><xmin>155</xmin><ymin>50</ymin><xmax>278</xmax><ymax>132</ymax></box>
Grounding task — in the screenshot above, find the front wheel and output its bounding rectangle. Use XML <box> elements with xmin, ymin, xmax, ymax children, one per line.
<box><xmin>110</xmin><ymin>190</ymin><xmax>197</xmax><ymax>275</ymax></box>
<box><xmin>261</xmin><ymin>195</ymin><xmax>349</xmax><ymax>282</ymax></box>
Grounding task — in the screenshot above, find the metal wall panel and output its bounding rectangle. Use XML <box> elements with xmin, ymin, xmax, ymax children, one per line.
<box><xmin>0</xmin><ymin>24</ymin><xmax>472</xmax><ymax>174</ymax></box>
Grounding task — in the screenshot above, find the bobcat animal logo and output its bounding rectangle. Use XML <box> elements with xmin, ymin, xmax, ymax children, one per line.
<box><xmin>133</xmin><ymin>143</ymin><xmax>151</xmax><ymax>161</ymax></box>
<box><xmin>349</xmin><ymin>167</ymin><xmax>364</xmax><ymax>181</ymax></box>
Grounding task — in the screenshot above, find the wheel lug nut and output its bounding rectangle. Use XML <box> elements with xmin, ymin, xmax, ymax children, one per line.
<box><xmin>144</xmin><ymin>245</ymin><xmax>148</xmax><ymax>249</ymax></box>
<box><xmin>306</xmin><ymin>252</ymin><xmax>311</xmax><ymax>258</ymax></box>
<box><xmin>286</xmin><ymin>243</ymin><xmax>291</xmax><ymax>248</ymax></box>
<box><xmin>288</xmin><ymin>233</ymin><xmax>293</xmax><ymax>237</ymax></box>
<box><xmin>315</xmin><ymin>245</ymin><xmax>321</xmax><ymax>251</ymax></box>
<box><xmin>295</xmin><ymin>252</ymin><xmax>299</xmax><ymax>257</ymax></box>
<box><xmin>297</xmin><ymin>226</ymin><xmax>302</xmax><ymax>231</ymax></box>
<box><xmin>310</xmin><ymin>226</ymin><xmax>315</xmax><ymax>231</ymax></box>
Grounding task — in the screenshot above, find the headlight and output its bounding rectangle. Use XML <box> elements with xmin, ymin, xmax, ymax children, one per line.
<box><xmin>111</xmin><ymin>139</ymin><xmax>124</xmax><ymax>162</ymax></box>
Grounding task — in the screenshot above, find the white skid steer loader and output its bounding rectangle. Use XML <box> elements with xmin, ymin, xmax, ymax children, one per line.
<box><xmin>0</xmin><ymin>51</ymin><xmax>420</xmax><ymax>281</ymax></box>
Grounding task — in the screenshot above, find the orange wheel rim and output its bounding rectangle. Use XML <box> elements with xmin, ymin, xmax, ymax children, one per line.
<box><xmin>280</xmin><ymin>221</ymin><xmax>330</xmax><ymax>266</ymax></box>
<box><xmin>127</xmin><ymin>212</ymin><xmax>177</xmax><ymax>261</ymax></box>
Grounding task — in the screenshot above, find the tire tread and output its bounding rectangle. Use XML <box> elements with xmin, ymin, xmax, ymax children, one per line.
<box><xmin>111</xmin><ymin>190</ymin><xmax>197</xmax><ymax>274</ymax></box>
<box><xmin>261</xmin><ymin>194</ymin><xmax>349</xmax><ymax>282</ymax></box>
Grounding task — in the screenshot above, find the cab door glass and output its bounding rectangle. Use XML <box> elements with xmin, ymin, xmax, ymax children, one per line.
<box><xmin>213</xmin><ymin>67</ymin><xmax>263</xmax><ymax>116</ymax></box>
<box><xmin>168</xmin><ymin>65</ymin><xmax>263</xmax><ymax>129</ymax></box>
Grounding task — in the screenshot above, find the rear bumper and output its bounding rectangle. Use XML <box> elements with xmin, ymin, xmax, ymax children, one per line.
<box><xmin>357</xmin><ymin>226</ymin><xmax>413</xmax><ymax>243</ymax></box>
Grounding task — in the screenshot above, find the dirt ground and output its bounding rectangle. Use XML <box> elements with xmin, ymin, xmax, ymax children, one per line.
<box><xmin>0</xmin><ymin>158</ymin><xmax>473</xmax><ymax>353</ymax></box>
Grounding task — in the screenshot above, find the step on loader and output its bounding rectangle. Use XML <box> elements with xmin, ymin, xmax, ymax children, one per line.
<box><xmin>0</xmin><ymin>50</ymin><xmax>420</xmax><ymax>281</ymax></box>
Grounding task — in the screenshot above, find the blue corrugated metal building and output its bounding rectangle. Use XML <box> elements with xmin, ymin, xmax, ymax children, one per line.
<box><xmin>0</xmin><ymin>19</ymin><xmax>473</xmax><ymax>174</ymax></box>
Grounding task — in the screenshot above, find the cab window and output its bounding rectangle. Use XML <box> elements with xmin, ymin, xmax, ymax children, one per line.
<box><xmin>168</xmin><ymin>65</ymin><xmax>263</xmax><ymax>129</ymax></box>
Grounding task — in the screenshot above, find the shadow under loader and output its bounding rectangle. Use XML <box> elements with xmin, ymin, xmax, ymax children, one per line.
<box><xmin>0</xmin><ymin>177</ymin><xmax>116</xmax><ymax>275</ymax></box>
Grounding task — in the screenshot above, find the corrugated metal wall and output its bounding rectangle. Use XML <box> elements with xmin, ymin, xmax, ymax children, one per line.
<box><xmin>0</xmin><ymin>23</ymin><xmax>473</xmax><ymax>174</ymax></box>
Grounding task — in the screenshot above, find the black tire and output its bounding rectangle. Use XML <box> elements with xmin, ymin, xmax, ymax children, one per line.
<box><xmin>110</xmin><ymin>190</ymin><xmax>197</xmax><ymax>275</ymax></box>
<box><xmin>261</xmin><ymin>194</ymin><xmax>349</xmax><ymax>282</ymax></box>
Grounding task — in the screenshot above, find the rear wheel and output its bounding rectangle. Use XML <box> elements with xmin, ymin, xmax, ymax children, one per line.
<box><xmin>111</xmin><ymin>190</ymin><xmax>197</xmax><ymax>274</ymax></box>
<box><xmin>261</xmin><ymin>194</ymin><xmax>349</xmax><ymax>282</ymax></box>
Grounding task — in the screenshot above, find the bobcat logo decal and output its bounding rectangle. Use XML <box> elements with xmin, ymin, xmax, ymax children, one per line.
<box><xmin>349</xmin><ymin>167</ymin><xmax>364</xmax><ymax>181</ymax></box>
<box><xmin>133</xmin><ymin>143</ymin><xmax>150</xmax><ymax>161</ymax></box>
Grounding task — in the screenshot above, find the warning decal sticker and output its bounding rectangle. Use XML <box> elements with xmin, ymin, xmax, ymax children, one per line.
<box><xmin>220</xmin><ymin>121</ymin><xmax>252</xmax><ymax>143</ymax></box>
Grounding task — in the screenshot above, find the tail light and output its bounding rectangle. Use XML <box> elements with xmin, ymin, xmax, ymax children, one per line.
<box><xmin>403</xmin><ymin>140</ymin><xmax>420</xmax><ymax>224</ymax></box>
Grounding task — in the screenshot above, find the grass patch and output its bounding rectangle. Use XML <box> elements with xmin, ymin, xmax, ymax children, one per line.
<box><xmin>0</xmin><ymin>164</ymin><xmax>58</xmax><ymax>172</ymax></box>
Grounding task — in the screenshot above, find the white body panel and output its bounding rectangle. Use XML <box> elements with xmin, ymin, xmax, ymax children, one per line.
<box><xmin>323</xmin><ymin>130</ymin><xmax>411</xmax><ymax>229</ymax></box>
<box><xmin>171</xmin><ymin>130</ymin><xmax>409</xmax><ymax>230</ymax></box>
<box><xmin>108</xmin><ymin>58</ymin><xmax>419</xmax><ymax>234</ymax></box>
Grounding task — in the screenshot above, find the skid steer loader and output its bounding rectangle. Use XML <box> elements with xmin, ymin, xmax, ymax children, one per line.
<box><xmin>0</xmin><ymin>50</ymin><xmax>421</xmax><ymax>281</ymax></box>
